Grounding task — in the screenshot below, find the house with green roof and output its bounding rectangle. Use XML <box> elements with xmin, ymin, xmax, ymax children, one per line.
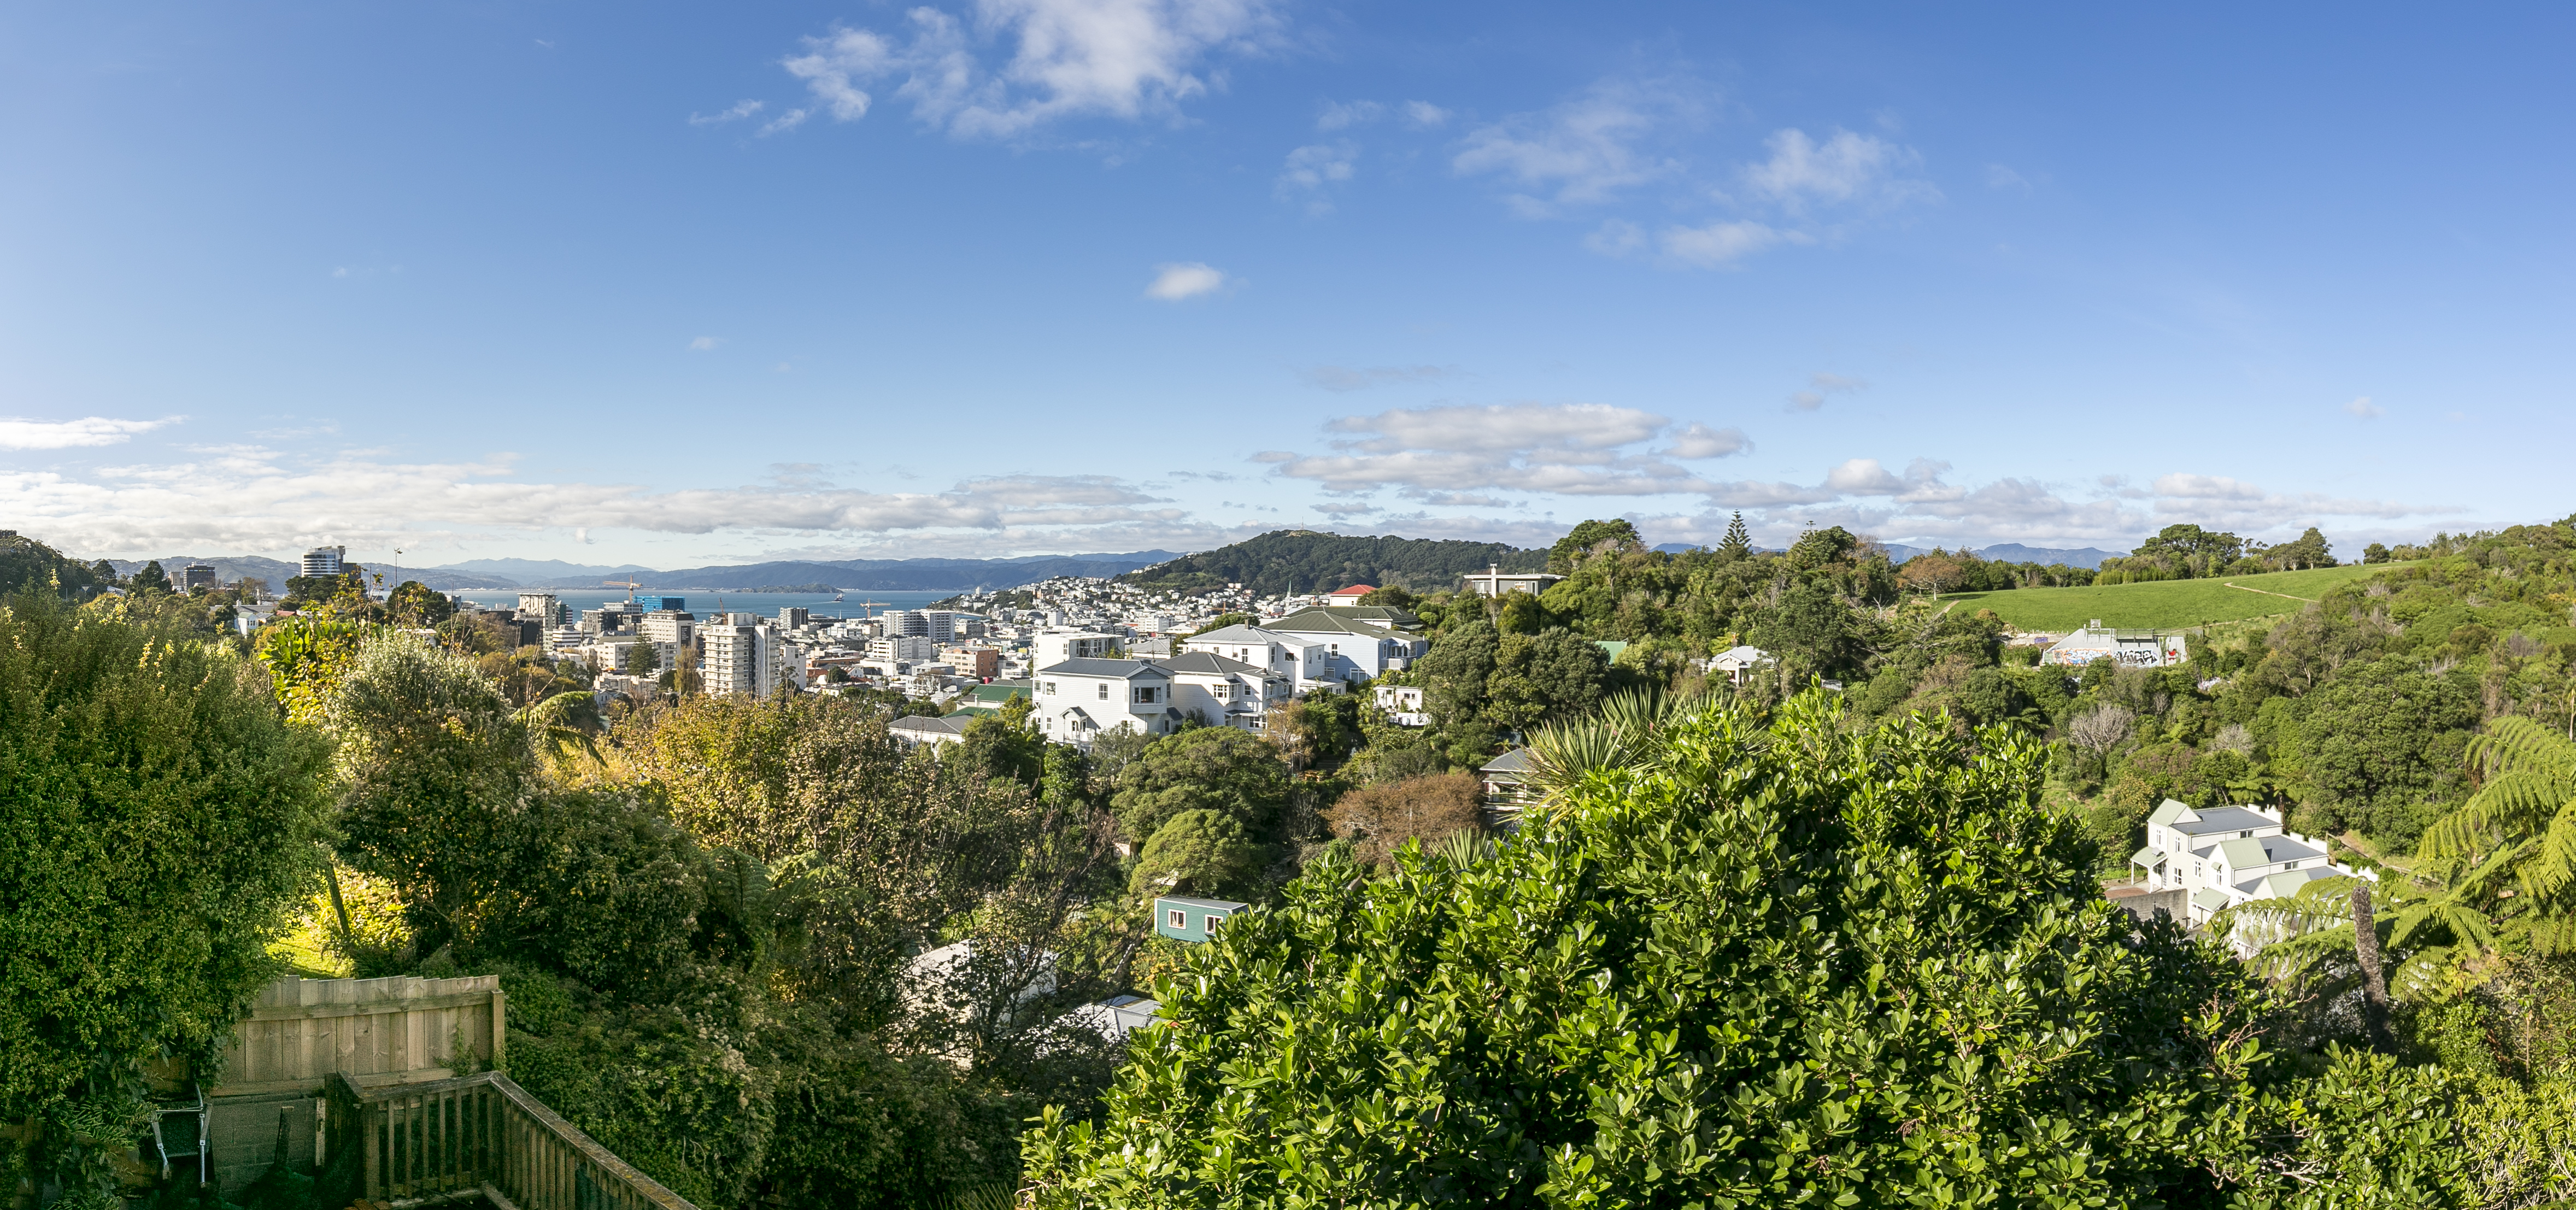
<box><xmin>2131</xmin><ymin>798</ymin><xmax>2372</xmax><ymax>942</ymax></box>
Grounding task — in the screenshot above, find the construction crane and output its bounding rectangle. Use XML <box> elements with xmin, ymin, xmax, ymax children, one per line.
<box><xmin>603</xmin><ymin>578</ymin><xmax>642</xmax><ymax>604</ymax></box>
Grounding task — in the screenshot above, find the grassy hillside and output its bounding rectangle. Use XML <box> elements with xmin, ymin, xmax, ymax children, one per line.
<box><xmin>1944</xmin><ymin>562</ymin><xmax>2387</xmax><ymax>631</ymax></box>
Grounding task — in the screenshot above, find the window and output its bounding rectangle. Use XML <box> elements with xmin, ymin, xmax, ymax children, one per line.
<box><xmin>1204</xmin><ymin>912</ymin><xmax>1225</xmax><ymax>930</ymax></box>
<box><xmin>1098</xmin><ymin>683</ymin><xmax>1109</xmax><ymax>700</ymax></box>
<box><xmin>1167</xmin><ymin>909</ymin><xmax>1186</xmax><ymax>930</ymax></box>
<box><xmin>2240</xmin><ymin>830</ymin><xmax>2252</xmax><ymax>838</ymax></box>
<box><xmin>1043</xmin><ymin>681</ymin><xmax>1057</xmax><ymax>695</ymax></box>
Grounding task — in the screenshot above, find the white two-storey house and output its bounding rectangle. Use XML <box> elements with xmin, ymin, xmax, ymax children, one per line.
<box><xmin>2133</xmin><ymin>800</ymin><xmax>2374</xmax><ymax>938</ymax></box>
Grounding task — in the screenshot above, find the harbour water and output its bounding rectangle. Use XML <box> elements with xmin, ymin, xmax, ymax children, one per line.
<box><xmin>443</xmin><ymin>589</ymin><xmax>965</xmax><ymax>621</ymax></box>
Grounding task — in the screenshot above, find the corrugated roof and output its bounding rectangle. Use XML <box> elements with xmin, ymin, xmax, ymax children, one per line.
<box><xmin>1156</xmin><ymin>895</ymin><xmax>1248</xmax><ymax>911</ymax></box>
<box><xmin>1155</xmin><ymin>651</ymin><xmax>1273</xmax><ymax>677</ymax></box>
<box><xmin>2216</xmin><ymin>837</ymin><xmax>2278</xmax><ymax>869</ymax></box>
<box><xmin>1265</xmin><ymin>611</ymin><xmax>1389</xmax><ymax>636</ymax></box>
<box><xmin>2147</xmin><ymin>799</ymin><xmax>2193</xmax><ymax>826</ymax></box>
<box><xmin>1186</xmin><ymin>624</ymin><xmax>1296</xmax><ymax>647</ymax></box>
<box><xmin>1037</xmin><ymin>657</ymin><xmax>1170</xmax><ymax>679</ymax></box>
<box><xmin>891</xmin><ymin>714</ymin><xmax>970</xmax><ymax>735</ymax></box>
<box><xmin>2171</xmin><ymin>806</ymin><xmax>2278</xmax><ymax>834</ymax></box>
<box><xmin>2130</xmin><ymin>845</ymin><xmax>2166</xmax><ymax>868</ymax></box>
<box><xmin>1483</xmin><ymin>748</ymin><xmax>1534</xmax><ymax>773</ymax></box>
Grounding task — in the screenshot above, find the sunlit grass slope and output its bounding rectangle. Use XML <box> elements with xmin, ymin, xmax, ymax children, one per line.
<box><xmin>1945</xmin><ymin>563</ymin><xmax>2389</xmax><ymax>632</ymax></box>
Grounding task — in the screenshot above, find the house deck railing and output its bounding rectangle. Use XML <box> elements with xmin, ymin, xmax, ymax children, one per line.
<box><xmin>322</xmin><ymin>1070</ymin><xmax>695</xmax><ymax>1209</ymax></box>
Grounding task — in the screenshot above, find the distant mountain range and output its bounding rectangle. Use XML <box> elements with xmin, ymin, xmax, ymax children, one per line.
<box><xmin>103</xmin><ymin>556</ymin><xmax>516</xmax><ymax>592</ymax></box>
<box><xmin>108</xmin><ymin>551</ymin><xmax>1180</xmax><ymax>592</ymax></box>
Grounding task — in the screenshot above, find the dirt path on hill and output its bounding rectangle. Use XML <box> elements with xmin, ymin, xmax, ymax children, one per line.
<box><xmin>2222</xmin><ymin>581</ymin><xmax>2316</xmax><ymax>603</ymax></box>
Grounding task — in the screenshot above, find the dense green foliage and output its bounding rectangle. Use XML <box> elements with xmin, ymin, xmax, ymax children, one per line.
<box><xmin>0</xmin><ymin>535</ymin><xmax>117</xmax><ymax>602</ymax></box>
<box><xmin>1028</xmin><ymin>691</ymin><xmax>2576</xmax><ymax>1207</ymax></box>
<box><xmin>0</xmin><ymin>594</ymin><xmax>329</xmax><ymax>1202</ymax></box>
<box><xmin>1028</xmin><ymin>695</ymin><xmax>2274</xmax><ymax>1206</ymax></box>
<box><xmin>1116</xmin><ymin>530</ymin><xmax>1547</xmax><ymax>596</ymax></box>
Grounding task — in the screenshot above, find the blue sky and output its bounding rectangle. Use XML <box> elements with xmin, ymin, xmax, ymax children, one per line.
<box><xmin>3</xmin><ymin>1</ymin><xmax>2569</xmax><ymax>566</ymax></box>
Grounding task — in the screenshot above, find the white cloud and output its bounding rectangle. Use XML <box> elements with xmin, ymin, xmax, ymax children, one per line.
<box><xmin>1582</xmin><ymin>220</ymin><xmax>1647</xmax><ymax>258</ymax></box>
<box><xmin>1300</xmin><ymin>364</ymin><xmax>1452</xmax><ymax>392</ymax></box>
<box><xmin>1985</xmin><ymin>163</ymin><xmax>2029</xmax><ymax>191</ymax></box>
<box><xmin>1266</xmin><ymin>402</ymin><xmax>1764</xmax><ymax>499</ymax></box>
<box><xmin>1659</xmin><ymin>220</ymin><xmax>1799</xmax><ymax>268</ymax></box>
<box><xmin>688</xmin><ymin>336</ymin><xmax>722</xmax><ymax>351</ymax></box>
<box><xmin>778</xmin><ymin>0</ymin><xmax>1279</xmax><ymax>139</ymax></box>
<box><xmin>1660</xmin><ymin>423</ymin><xmax>1751</xmax><ymax>459</ymax></box>
<box><xmin>1452</xmin><ymin>77</ymin><xmax>1701</xmax><ymax>213</ymax></box>
<box><xmin>1744</xmin><ymin>127</ymin><xmax>1937</xmax><ymax>212</ymax></box>
<box><xmin>1789</xmin><ymin>371</ymin><xmax>1868</xmax><ymax>410</ymax></box>
<box><xmin>688</xmin><ymin>99</ymin><xmax>766</xmax><ymax>126</ymax></box>
<box><xmin>759</xmin><ymin>108</ymin><xmax>812</xmax><ymax>136</ymax></box>
<box><xmin>2345</xmin><ymin>396</ymin><xmax>2385</xmax><ymax>418</ymax></box>
<box><xmin>0</xmin><ymin>416</ymin><xmax>177</xmax><ymax>450</ymax></box>
<box><xmin>0</xmin><ymin>451</ymin><xmax>1204</xmax><ymax>557</ymax></box>
<box><xmin>1402</xmin><ymin>100</ymin><xmax>1450</xmax><ymax>129</ymax></box>
<box><xmin>1276</xmin><ymin>142</ymin><xmax>1357</xmax><ymax>212</ymax></box>
<box><xmin>1316</xmin><ymin>99</ymin><xmax>1381</xmax><ymax>131</ymax></box>
<box><xmin>1143</xmin><ymin>261</ymin><xmax>1228</xmax><ymax>299</ymax></box>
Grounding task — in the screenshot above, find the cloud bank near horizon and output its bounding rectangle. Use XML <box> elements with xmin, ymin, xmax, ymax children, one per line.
<box><xmin>0</xmin><ymin>402</ymin><xmax>2467</xmax><ymax>564</ymax></box>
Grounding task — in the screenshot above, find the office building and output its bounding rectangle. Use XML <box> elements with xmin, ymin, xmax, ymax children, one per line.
<box><xmin>300</xmin><ymin>546</ymin><xmax>347</xmax><ymax>578</ymax></box>
<box><xmin>181</xmin><ymin>563</ymin><xmax>216</xmax><ymax>592</ymax></box>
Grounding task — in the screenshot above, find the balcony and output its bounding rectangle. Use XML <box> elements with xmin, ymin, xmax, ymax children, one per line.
<box><xmin>322</xmin><ymin>1070</ymin><xmax>694</xmax><ymax>1209</ymax></box>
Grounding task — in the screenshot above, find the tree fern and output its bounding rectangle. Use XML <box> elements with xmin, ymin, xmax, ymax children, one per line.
<box><xmin>2420</xmin><ymin>716</ymin><xmax>2576</xmax><ymax>946</ymax></box>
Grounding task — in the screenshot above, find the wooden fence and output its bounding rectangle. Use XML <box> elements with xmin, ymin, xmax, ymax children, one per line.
<box><xmin>219</xmin><ymin>974</ymin><xmax>506</xmax><ymax>1097</ymax></box>
<box><xmin>322</xmin><ymin>1071</ymin><xmax>696</xmax><ymax>1210</ymax></box>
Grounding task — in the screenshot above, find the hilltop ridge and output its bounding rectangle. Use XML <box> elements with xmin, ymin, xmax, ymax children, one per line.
<box><xmin>1116</xmin><ymin>530</ymin><xmax>1547</xmax><ymax>596</ymax></box>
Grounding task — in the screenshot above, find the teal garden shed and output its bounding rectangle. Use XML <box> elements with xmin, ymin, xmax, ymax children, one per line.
<box><xmin>1154</xmin><ymin>895</ymin><xmax>1246</xmax><ymax>943</ymax></box>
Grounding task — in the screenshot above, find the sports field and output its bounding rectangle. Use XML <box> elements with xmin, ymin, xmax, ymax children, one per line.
<box><xmin>1944</xmin><ymin>563</ymin><xmax>2387</xmax><ymax>632</ymax></box>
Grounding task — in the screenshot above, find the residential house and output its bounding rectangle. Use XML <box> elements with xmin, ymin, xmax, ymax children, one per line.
<box><xmin>1034</xmin><ymin>629</ymin><xmax>1123</xmax><ymax>666</ymax></box>
<box><xmin>1156</xmin><ymin>651</ymin><xmax>1290</xmax><ymax>731</ymax></box>
<box><xmin>1325</xmin><ymin>584</ymin><xmax>1375</xmax><ymax>603</ymax></box>
<box><xmin>1181</xmin><ymin>624</ymin><xmax>1330</xmax><ymax>690</ymax></box>
<box><xmin>1263</xmin><ymin>608</ymin><xmax>1428</xmax><ymax>683</ymax></box>
<box><xmin>1066</xmin><ymin>994</ymin><xmax>1162</xmax><ymax>1041</ymax></box>
<box><xmin>2131</xmin><ymin>799</ymin><xmax>2373</xmax><ymax>936</ymax></box>
<box><xmin>1031</xmin><ymin>658</ymin><xmax>1180</xmax><ymax>746</ymax></box>
<box><xmin>1705</xmin><ymin>644</ymin><xmax>1772</xmax><ymax>684</ymax></box>
<box><xmin>1480</xmin><ymin>749</ymin><xmax>1535</xmax><ymax>832</ymax></box>
<box><xmin>1374</xmin><ymin>684</ymin><xmax>1428</xmax><ymax>726</ymax></box>
<box><xmin>946</xmin><ymin>680</ymin><xmax>1032</xmax><ymax>719</ymax></box>
<box><xmin>890</xmin><ymin>714</ymin><xmax>971</xmax><ymax>748</ymax></box>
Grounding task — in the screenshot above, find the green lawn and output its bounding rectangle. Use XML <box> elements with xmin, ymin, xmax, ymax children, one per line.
<box><xmin>1944</xmin><ymin>563</ymin><xmax>2389</xmax><ymax>632</ymax></box>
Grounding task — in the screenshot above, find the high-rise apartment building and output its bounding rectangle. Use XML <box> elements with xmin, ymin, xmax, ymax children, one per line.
<box><xmin>702</xmin><ymin>619</ymin><xmax>783</xmax><ymax>697</ymax></box>
<box><xmin>300</xmin><ymin>546</ymin><xmax>347</xmax><ymax>578</ymax></box>
<box><xmin>181</xmin><ymin>563</ymin><xmax>216</xmax><ymax>592</ymax></box>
